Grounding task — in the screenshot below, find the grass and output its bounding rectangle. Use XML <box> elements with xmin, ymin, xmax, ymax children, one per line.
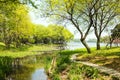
<box><xmin>0</xmin><ymin>42</ymin><xmax>120</xmax><ymax>79</ymax></box>
<box><xmin>75</xmin><ymin>47</ymin><xmax>120</xmax><ymax>72</ymax></box>
<box><xmin>48</xmin><ymin>47</ymin><xmax>118</xmax><ymax>80</ymax></box>
<box><xmin>0</xmin><ymin>42</ymin><xmax>58</xmax><ymax>58</ymax></box>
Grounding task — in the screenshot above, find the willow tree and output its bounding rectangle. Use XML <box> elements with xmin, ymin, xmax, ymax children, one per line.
<box><xmin>40</xmin><ymin>0</ymin><xmax>100</xmax><ymax>53</ymax></box>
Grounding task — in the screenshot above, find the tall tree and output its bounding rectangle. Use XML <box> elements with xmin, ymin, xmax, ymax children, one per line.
<box><xmin>0</xmin><ymin>1</ymin><xmax>35</xmax><ymax>48</ymax></box>
<box><xmin>0</xmin><ymin>1</ymin><xmax>19</xmax><ymax>48</ymax></box>
<box><xmin>42</xmin><ymin>0</ymin><xmax>100</xmax><ymax>53</ymax></box>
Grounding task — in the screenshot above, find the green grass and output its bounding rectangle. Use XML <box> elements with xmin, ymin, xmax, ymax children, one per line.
<box><xmin>0</xmin><ymin>42</ymin><xmax>58</xmax><ymax>58</ymax></box>
<box><xmin>76</xmin><ymin>47</ymin><xmax>120</xmax><ymax>59</ymax></box>
<box><xmin>75</xmin><ymin>47</ymin><xmax>120</xmax><ymax>72</ymax></box>
<box><xmin>48</xmin><ymin>47</ymin><xmax>118</xmax><ymax>80</ymax></box>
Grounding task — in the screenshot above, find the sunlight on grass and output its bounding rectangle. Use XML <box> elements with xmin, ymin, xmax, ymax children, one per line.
<box><xmin>75</xmin><ymin>47</ymin><xmax>120</xmax><ymax>72</ymax></box>
<box><xmin>0</xmin><ymin>43</ymin><xmax>58</xmax><ymax>58</ymax></box>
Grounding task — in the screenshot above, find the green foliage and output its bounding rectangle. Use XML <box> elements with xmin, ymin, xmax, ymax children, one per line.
<box><xmin>50</xmin><ymin>74</ymin><xmax>60</xmax><ymax>80</ymax></box>
<box><xmin>50</xmin><ymin>51</ymin><xmax>99</xmax><ymax>79</ymax></box>
<box><xmin>101</xmin><ymin>36</ymin><xmax>110</xmax><ymax>43</ymax></box>
<box><xmin>111</xmin><ymin>24</ymin><xmax>120</xmax><ymax>39</ymax></box>
<box><xmin>0</xmin><ymin>43</ymin><xmax>58</xmax><ymax>58</ymax></box>
<box><xmin>59</xmin><ymin>49</ymin><xmax>86</xmax><ymax>56</ymax></box>
<box><xmin>0</xmin><ymin>2</ymin><xmax>35</xmax><ymax>48</ymax></box>
<box><xmin>34</xmin><ymin>24</ymin><xmax>73</xmax><ymax>44</ymax></box>
<box><xmin>68</xmin><ymin>63</ymin><xmax>99</xmax><ymax>79</ymax></box>
<box><xmin>0</xmin><ymin>0</ymin><xmax>73</xmax><ymax>49</ymax></box>
<box><xmin>0</xmin><ymin>56</ymin><xmax>13</xmax><ymax>79</ymax></box>
<box><xmin>56</xmin><ymin>55</ymin><xmax>70</xmax><ymax>73</ymax></box>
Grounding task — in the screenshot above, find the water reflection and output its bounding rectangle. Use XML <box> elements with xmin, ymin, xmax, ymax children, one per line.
<box><xmin>32</xmin><ymin>68</ymin><xmax>47</xmax><ymax>80</ymax></box>
<box><xmin>0</xmin><ymin>57</ymin><xmax>13</xmax><ymax>80</ymax></box>
<box><xmin>0</xmin><ymin>54</ymin><xmax>49</xmax><ymax>80</ymax></box>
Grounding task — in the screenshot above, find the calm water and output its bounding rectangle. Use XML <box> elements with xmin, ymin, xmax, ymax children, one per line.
<box><xmin>32</xmin><ymin>68</ymin><xmax>47</xmax><ymax>80</ymax></box>
<box><xmin>1</xmin><ymin>55</ymin><xmax>49</xmax><ymax>80</ymax></box>
<box><xmin>66</xmin><ymin>41</ymin><xmax>106</xmax><ymax>50</ymax></box>
<box><xmin>0</xmin><ymin>41</ymin><xmax>106</xmax><ymax>80</ymax></box>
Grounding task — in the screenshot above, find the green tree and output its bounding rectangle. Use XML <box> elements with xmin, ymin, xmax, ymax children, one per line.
<box><xmin>12</xmin><ymin>5</ymin><xmax>35</xmax><ymax>47</ymax></box>
<box><xmin>0</xmin><ymin>1</ymin><xmax>19</xmax><ymax>48</ymax></box>
<box><xmin>92</xmin><ymin>0</ymin><xmax>120</xmax><ymax>50</ymax></box>
<box><xmin>0</xmin><ymin>1</ymin><xmax>35</xmax><ymax>48</ymax></box>
<box><xmin>48</xmin><ymin>24</ymin><xmax>73</xmax><ymax>44</ymax></box>
<box><xmin>34</xmin><ymin>25</ymin><xmax>49</xmax><ymax>44</ymax></box>
<box><xmin>110</xmin><ymin>23</ymin><xmax>120</xmax><ymax>47</ymax></box>
<box><xmin>34</xmin><ymin>24</ymin><xmax>73</xmax><ymax>44</ymax></box>
<box><xmin>41</xmin><ymin>0</ymin><xmax>98</xmax><ymax>53</ymax></box>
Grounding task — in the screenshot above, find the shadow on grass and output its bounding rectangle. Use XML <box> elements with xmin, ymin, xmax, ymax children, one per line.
<box><xmin>103</xmin><ymin>52</ymin><xmax>120</xmax><ymax>56</ymax></box>
<box><xmin>103</xmin><ymin>58</ymin><xmax>120</xmax><ymax>72</ymax></box>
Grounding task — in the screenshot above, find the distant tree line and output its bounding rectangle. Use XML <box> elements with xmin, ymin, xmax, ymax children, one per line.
<box><xmin>34</xmin><ymin>24</ymin><xmax>73</xmax><ymax>44</ymax></box>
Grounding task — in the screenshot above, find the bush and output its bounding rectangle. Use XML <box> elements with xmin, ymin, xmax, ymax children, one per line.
<box><xmin>56</xmin><ymin>55</ymin><xmax>71</xmax><ymax>72</ymax></box>
<box><xmin>68</xmin><ymin>63</ymin><xmax>99</xmax><ymax>79</ymax></box>
<box><xmin>50</xmin><ymin>74</ymin><xmax>60</xmax><ymax>80</ymax></box>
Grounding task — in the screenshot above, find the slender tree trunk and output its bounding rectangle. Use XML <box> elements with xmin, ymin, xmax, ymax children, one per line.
<box><xmin>96</xmin><ymin>38</ymin><xmax>100</xmax><ymax>50</ymax></box>
<box><xmin>110</xmin><ymin>39</ymin><xmax>113</xmax><ymax>48</ymax></box>
<box><xmin>81</xmin><ymin>39</ymin><xmax>91</xmax><ymax>53</ymax></box>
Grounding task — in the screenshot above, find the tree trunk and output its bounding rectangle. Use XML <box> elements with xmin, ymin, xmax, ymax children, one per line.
<box><xmin>81</xmin><ymin>39</ymin><xmax>91</xmax><ymax>53</ymax></box>
<box><xmin>96</xmin><ymin>38</ymin><xmax>100</xmax><ymax>50</ymax></box>
<box><xmin>110</xmin><ymin>39</ymin><xmax>113</xmax><ymax>48</ymax></box>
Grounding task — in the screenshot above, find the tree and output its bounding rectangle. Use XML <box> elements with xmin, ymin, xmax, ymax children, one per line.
<box><xmin>92</xmin><ymin>0</ymin><xmax>120</xmax><ymax>50</ymax></box>
<box><xmin>34</xmin><ymin>24</ymin><xmax>73</xmax><ymax>44</ymax></box>
<box><xmin>34</xmin><ymin>25</ymin><xmax>49</xmax><ymax>44</ymax></box>
<box><xmin>0</xmin><ymin>1</ymin><xmax>35</xmax><ymax>48</ymax></box>
<box><xmin>110</xmin><ymin>23</ymin><xmax>120</xmax><ymax>47</ymax></box>
<box><xmin>41</xmin><ymin>0</ymin><xmax>100</xmax><ymax>53</ymax></box>
<box><xmin>0</xmin><ymin>1</ymin><xmax>19</xmax><ymax>48</ymax></box>
<box><xmin>48</xmin><ymin>24</ymin><xmax>73</xmax><ymax>44</ymax></box>
<box><xmin>12</xmin><ymin>5</ymin><xmax>35</xmax><ymax>47</ymax></box>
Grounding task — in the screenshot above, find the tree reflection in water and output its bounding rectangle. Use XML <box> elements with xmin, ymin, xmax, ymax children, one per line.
<box><xmin>0</xmin><ymin>54</ymin><xmax>49</xmax><ymax>80</ymax></box>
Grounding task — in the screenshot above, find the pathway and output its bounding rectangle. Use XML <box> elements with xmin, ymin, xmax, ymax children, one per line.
<box><xmin>71</xmin><ymin>54</ymin><xmax>120</xmax><ymax>80</ymax></box>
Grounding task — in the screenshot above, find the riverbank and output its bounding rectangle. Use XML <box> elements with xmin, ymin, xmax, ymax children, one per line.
<box><xmin>76</xmin><ymin>47</ymin><xmax>120</xmax><ymax>72</ymax></box>
<box><xmin>48</xmin><ymin>47</ymin><xmax>120</xmax><ymax>80</ymax></box>
<box><xmin>0</xmin><ymin>42</ymin><xmax>59</xmax><ymax>58</ymax></box>
<box><xmin>0</xmin><ymin>41</ymin><xmax>120</xmax><ymax>80</ymax></box>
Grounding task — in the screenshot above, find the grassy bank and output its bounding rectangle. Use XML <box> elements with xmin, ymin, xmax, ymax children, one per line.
<box><xmin>76</xmin><ymin>47</ymin><xmax>120</xmax><ymax>72</ymax></box>
<box><xmin>48</xmin><ymin>47</ymin><xmax>120</xmax><ymax>80</ymax></box>
<box><xmin>0</xmin><ymin>42</ymin><xmax>58</xmax><ymax>58</ymax></box>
